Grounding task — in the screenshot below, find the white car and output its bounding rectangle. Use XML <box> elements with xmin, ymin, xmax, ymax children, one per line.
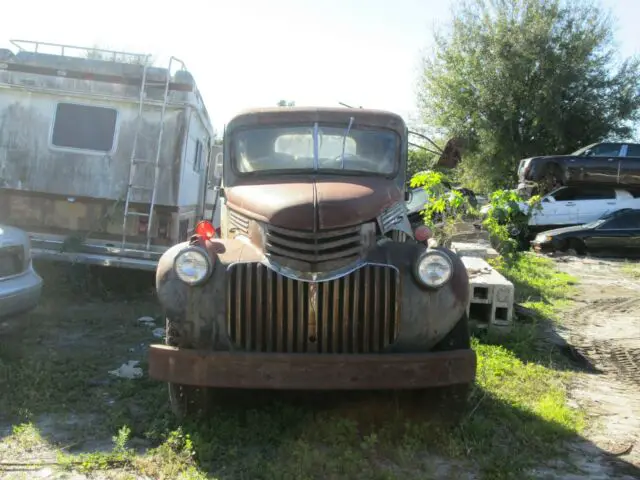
<box><xmin>0</xmin><ymin>224</ymin><xmax>43</xmax><ymax>318</ymax></box>
<box><xmin>481</xmin><ymin>186</ymin><xmax>640</xmax><ymax>234</ymax></box>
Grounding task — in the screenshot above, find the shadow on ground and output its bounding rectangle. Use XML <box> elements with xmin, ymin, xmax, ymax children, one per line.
<box><xmin>0</xmin><ymin>263</ymin><xmax>638</xmax><ymax>479</ymax></box>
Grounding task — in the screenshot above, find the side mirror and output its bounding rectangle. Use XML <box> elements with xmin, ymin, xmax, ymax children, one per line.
<box><xmin>212</xmin><ymin>152</ymin><xmax>223</xmax><ymax>187</ymax></box>
<box><xmin>583</xmin><ymin>149</ymin><xmax>593</xmax><ymax>157</ymax></box>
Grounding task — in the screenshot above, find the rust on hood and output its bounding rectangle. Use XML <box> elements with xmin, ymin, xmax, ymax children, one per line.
<box><xmin>225</xmin><ymin>175</ymin><xmax>403</xmax><ymax>231</ymax></box>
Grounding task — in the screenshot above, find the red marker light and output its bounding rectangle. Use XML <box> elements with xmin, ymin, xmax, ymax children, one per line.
<box><xmin>414</xmin><ymin>225</ymin><xmax>432</xmax><ymax>242</ymax></box>
<box><xmin>195</xmin><ymin>220</ymin><xmax>216</xmax><ymax>239</ymax></box>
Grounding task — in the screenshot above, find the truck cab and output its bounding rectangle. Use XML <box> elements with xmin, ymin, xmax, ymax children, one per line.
<box><xmin>148</xmin><ymin>107</ymin><xmax>476</xmax><ymax>417</ymax></box>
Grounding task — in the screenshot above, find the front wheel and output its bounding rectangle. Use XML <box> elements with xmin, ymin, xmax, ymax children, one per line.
<box><xmin>405</xmin><ymin>314</ymin><xmax>474</xmax><ymax>422</ymax></box>
<box><xmin>168</xmin><ymin>383</ymin><xmax>214</xmax><ymax>419</ymax></box>
<box><xmin>165</xmin><ymin>315</ymin><xmax>215</xmax><ymax>419</ymax></box>
<box><xmin>567</xmin><ymin>238</ymin><xmax>587</xmax><ymax>256</ymax></box>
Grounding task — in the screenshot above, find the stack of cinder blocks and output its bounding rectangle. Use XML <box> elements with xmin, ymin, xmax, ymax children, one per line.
<box><xmin>456</xmin><ymin>251</ymin><xmax>515</xmax><ymax>331</ymax></box>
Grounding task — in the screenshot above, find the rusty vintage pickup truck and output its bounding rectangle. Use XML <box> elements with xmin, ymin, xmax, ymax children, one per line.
<box><xmin>147</xmin><ymin>107</ymin><xmax>476</xmax><ymax>417</ymax></box>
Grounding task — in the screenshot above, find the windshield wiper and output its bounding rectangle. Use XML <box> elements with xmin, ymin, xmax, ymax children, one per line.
<box><xmin>339</xmin><ymin>117</ymin><xmax>355</xmax><ymax>169</ymax></box>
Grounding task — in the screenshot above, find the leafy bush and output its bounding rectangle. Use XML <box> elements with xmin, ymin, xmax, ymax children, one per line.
<box><xmin>409</xmin><ymin>170</ymin><xmax>476</xmax><ymax>246</ymax></box>
<box><xmin>481</xmin><ymin>190</ymin><xmax>541</xmax><ymax>258</ymax></box>
<box><xmin>410</xmin><ymin>171</ymin><xmax>542</xmax><ymax>258</ymax></box>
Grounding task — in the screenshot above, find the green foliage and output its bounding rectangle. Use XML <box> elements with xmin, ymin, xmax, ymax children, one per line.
<box><xmin>410</xmin><ymin>170</ymin><xmax>475</xmax><ymax>244</ymax></box>
<box><xmin>277</xmin><ymin>99</ymin><xmax>296</xmax><ymax>107</ymax></box>
<box><xmin>57</xmin><ymin>425</ymin><xmax>135</xmax><ymax>473</ymax></box>
<box><xmin>481</xmin><ymin>189</ymin><xmax>542</xmax><ymax>258</ymax></box>
<box><xmin>418</xmin><ymin>0</ymin><xmax>640</xmax><ymax>192</ymax></box>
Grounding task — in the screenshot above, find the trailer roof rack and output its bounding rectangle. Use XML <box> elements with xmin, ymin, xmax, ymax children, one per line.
<box><xmin>10</xmin><ymin>39</ymin><xmax>152</xmax><ymax>65</ymax></box>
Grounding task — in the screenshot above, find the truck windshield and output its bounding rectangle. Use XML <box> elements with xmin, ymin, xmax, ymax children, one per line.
<box><xmin>231</xmin><ymin>124</ymin><xmax>398</xmax><ymax>175</ymax></box>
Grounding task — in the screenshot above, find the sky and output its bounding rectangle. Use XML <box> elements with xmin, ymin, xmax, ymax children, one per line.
<box><xmin>2</xmin><ymin>0</ymin><xmax>640</xmax><ymax>134</ymax></box>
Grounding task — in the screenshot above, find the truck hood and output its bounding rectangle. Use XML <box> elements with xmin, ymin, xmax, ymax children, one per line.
<box><xmin>225</xmin><ymin>177</ymin><xmax>403</xmax><ymax>230</ymax></box>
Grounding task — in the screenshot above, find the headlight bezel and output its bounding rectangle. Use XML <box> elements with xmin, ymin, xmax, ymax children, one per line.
<box><xmin>173</xmin><ymin>246</ymin><xmax>213</xmax><ymax>286</ymax></box>
<box><xmin>413</xmin><ymin>249</ymin><xmax>454</xmax><ymax>289</ymax></box>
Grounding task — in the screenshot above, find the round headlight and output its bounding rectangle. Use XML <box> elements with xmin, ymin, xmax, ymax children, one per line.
<box><xmin>174</xmin><ymin>248</ymin><xmax>211</xmax><ymax>285</ymax></box>
<box><xmin>415</xmin><ymin>251</ymin><xmax>453</xmax><ymax>288</ymax></box>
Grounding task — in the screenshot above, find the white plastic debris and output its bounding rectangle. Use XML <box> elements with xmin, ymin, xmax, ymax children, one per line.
<box><xmin>152</xmin><ymin>328</ymin><xmax>165</xmax><ymax>338</ymax></box>
<box><xmin>108</xmin><ymin>360</ymin><xmax>143</xmax><ymax>379</ymax></box>
<box><xmin>137</xmin><ymin>316</ymin><xmax>156</xmax><ymax>326</ymax></box>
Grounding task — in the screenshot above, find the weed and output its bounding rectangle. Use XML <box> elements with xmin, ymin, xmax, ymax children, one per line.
<box><xmin>0</xmin><ymin>256</ymin><xmax>585</xmax><ymax>480</ymax></box>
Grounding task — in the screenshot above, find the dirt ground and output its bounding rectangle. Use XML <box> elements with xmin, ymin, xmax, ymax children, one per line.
<box><xmin>545</xmin><ymin>255</ymin><xmax>640</xmax><ymax>478</ymax></box>
<box><xmin>0</xmin><ymin>257</ymin><xmax>639</xmax><ymax>479</ymax></box>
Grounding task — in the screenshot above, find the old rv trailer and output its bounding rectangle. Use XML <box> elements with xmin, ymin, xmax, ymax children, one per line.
<box><xmin>0</xmin><ymin>40</ymin><xmax>220</xmax><ymax>271</ymax></box>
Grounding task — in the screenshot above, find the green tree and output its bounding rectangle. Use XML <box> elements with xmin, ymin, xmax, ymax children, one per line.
<box><xmin>277</xmin><ymin>100</ymin><xmax>296</xmax><ymax>107</ymax></box>
<box><xmin>418</xmin><ymin>0</ymin><xmax>640</xmax><ymax>192</ymax></box>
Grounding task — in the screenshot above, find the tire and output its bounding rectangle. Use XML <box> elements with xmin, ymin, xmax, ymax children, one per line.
<box><xmin>165</xmin><ymin>316</ymin><xmax>215</xmax><ymax>419</ymax></box>
<box><xmin>567</xmin><ymin>238</ymin><xmax>587</xmax><ymax>256</ymax></box>
<box><xmin>407</xmin><ymin>315</ymin><xmax>474</xmax><ymax>423</ymax></box>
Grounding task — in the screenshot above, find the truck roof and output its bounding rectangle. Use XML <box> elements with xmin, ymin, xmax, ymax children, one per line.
<box><xmin>226</xmin><ymin>107</ymin><xmax>407</xmax><ymax>137</ymax></box>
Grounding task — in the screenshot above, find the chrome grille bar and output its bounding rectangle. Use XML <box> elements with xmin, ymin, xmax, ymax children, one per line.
<box><xmin>227</xmin><ymin>263</ymin><xmax>400</xmax><ymax>354</ymax></box>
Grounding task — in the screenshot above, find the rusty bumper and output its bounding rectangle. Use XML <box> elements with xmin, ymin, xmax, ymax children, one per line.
<box><xmin>148</xmin><ymin>345</ymin><xmax>476</xmax><ymax>389</ymax></box>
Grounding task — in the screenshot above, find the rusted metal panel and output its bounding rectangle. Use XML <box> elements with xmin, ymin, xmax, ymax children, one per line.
<box><xmin>0</xmin><ymin>189</ymin><xmax>179</xmax><ymax>246</ymax></box>
<box><xmin>226</xmin><ymin>263</ymin><xmax>400</xmax><ymax>354</ymax></box>
<box><xmin>0</xmin><ymin>98</ymin><xmax>185</xmax><ymax>206</ymax></box>
<box><xmin>148</xmin><ymin>344</ymin><xmax>477</xmax><ymax>389</ymax></box>
<box><xmin>224</xmin><ymin>176</ymin><xmax>403</xmax><ymax>231</ymax></box>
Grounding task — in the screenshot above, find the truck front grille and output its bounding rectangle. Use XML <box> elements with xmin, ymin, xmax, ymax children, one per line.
<box><xmin>0</xmin><ymin>246</ymin><xmax>25</xmax><ymax>278</ymax></box>
<box><xmin>265</xmin><ymin>224</ymin><xmax>365</xmax><ymax>265</ymax></box>
<box><xmin>226</xmin><ymin>263</ymin><xmax>400</xmax><ymax>353</ymax></box>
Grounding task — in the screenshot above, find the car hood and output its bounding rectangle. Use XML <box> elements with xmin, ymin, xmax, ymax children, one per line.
<box><xmin>225</xmin><ymin>177</ymin><xmax>403</xmax><ymax>230</ymax></box>
<box><xmin>0</xmin><ymin>224</ymin><xmax>29</xmax><ymax>247</ymax></box>
<box><xmin>536</xmin><ymin>224</ymin><xmax>592</xmax><ymax>238</ymax></box>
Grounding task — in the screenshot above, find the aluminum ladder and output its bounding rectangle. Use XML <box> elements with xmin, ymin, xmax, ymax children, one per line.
<box><xmin>121</xmin><ymin>59</ymin><xmax>173</xmax><ymax>251</ymax></box>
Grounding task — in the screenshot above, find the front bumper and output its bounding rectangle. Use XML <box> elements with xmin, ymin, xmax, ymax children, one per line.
<box><xmin>148</xmin><ymin>345</ymin><xmax>477</xmax><ymax>389</ymax></box>
<box><xmin>0</xmin><ymin>266</ymin><xmax>43</xmax><ymax>318</ymax></box>
<box><xmin>531</xmin><ymin>240</ymin><xmax>554</xmax><ymax>253</ymax></box>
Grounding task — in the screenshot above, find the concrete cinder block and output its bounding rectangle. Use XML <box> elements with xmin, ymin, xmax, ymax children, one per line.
<box><xmin>461</xmin><ymin>256</ymin><xmax>514</xmax><ymax>328</ymax></box>
<box><xmin>451</xmin><ymin>241</ymin><xmax>500</xmax><ymax>260</ymax></box>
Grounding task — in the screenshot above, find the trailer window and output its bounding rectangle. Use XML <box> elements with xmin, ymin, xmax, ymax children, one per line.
<box><xmin>51</xmin><ymin>103</ymin><xmax>117</xmax><ymax>152</ymax></box>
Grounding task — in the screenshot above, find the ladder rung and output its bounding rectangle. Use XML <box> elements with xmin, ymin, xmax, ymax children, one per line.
<box><xmin>130</xmin><ymin>185</ymin><xmax>153</xmax><ymax>190</ymax></box>
<box><xmin>126</xmin><ymin>212</ymin><xmax>150</xmax><ymax>217</ymax></box>
<box><xmin>145</xmin><ymin>79</ymin><xmax>170</xmax><ymax>86</ymax></box>
<box><xmin>133</xmin><ymin>158</ymin><xmax>156</xmax><ymax>165</ymax></box>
